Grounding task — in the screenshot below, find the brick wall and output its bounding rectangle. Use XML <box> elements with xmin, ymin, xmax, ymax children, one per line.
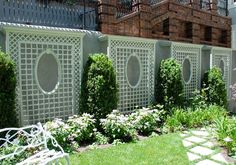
<box><xmin>98</xmin><ymin>0</ymin><xmax>231</xmax><ymax>47</ymax></box>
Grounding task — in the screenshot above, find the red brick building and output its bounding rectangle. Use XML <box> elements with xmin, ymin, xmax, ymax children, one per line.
<box><xmin>98</xmin><ymin>0</ymin><xmax>231</xmax><ymax>47</ymax></box>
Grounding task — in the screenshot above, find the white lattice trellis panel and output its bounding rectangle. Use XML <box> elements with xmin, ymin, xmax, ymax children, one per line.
<box><xmin>5</xmin><ymin>27</ymin><xmax>83</xmax><ymax>125</ymax></box>
<box><xmin>171</xmin><ymin>42</ymin><xmax>201</xmax><ymax>99</ymax></box>
<box><xmin>211</xmin><ymin>48</ymin><xmax>232</xmax><ymax>99</ymax></box>
<box><xmin>108</xmin><ymin>37</ymin><xmax>155</xmax><ymax>112</ymax></box>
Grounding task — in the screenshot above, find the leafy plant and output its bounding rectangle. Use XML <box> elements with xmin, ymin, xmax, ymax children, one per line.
<box><xmin>0</xmin><ymin>50</ymin><xmax>17</xmax><ymax>128</ymax></box>
<box><xmin>188</xmin><ymin>89</ymin><xmax>208</xmax><ymax>110</ymax></box>
<box><xmin>128</xmin><ymin>107</ymin><xmax>163</xmax><ymax>136</ymax></box>
<box><xmin>230</xmin><ymin>83</ymin><xmax>236</xmax><ymax>101</ymax></box>
<box><xmin>67</xmin><ymin>114</ymin><xmax>96</xmax><ymax>145</ymax></box>
<box><xmin>163</xmin><ymin>108</ymin><xmax>187</xmax><ymax>133</ymax></box>
<box><xmin>214</xmin><ymin>117</ymin><xmax>236</xmax><ymax>155</ymax></box>
<box><xmin>80</xmin><ymin>54</ymin><xmax>118</xmax><ymax>125</ymax></box>
<box><xmin>156</xmin><ymin>58</ymin><xmax>184</xmax><ymax>112</ymax></box>
<box><xmin>100</xmin><ymin>110</ymin><xmax>137</xmax><ymax>143</ymax></box>
<box><xmin>0</xmin><ymin>132</ymin><xmax>41</xmax><ymax>164</ymax></box>
<box><xmin>202</xmin><ymin>66</ymin><xmax>227</xmax><ymax>107</ymax></box>
<box><xmin>44</xmin><ymin>119</ymin><xmax>74</xmax><ymax>152</ymax></box>
<box><xmin>94</xmin><ymin>132</ymin><xmax>109</xmax><ymax>145</ymax></box>
<box><xmin>44</xmin><ymin>114</ymin><xmax>97</xmax><ymax>152</ymax></box>
<box><xmin>164</xmin><ymin>105</ymin><xmax>227</xmax><ymax>133</ymax></box>
<box><xmin>0</xmin><ymin>145</ymin><xmax>37</xmax><ymax>165</ymax></box>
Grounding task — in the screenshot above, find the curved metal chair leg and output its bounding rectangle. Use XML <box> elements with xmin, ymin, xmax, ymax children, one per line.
<box><xmin>65</xmin><ymin>155</ymin><xmax>70</xmax><ymax>165</ymax></box>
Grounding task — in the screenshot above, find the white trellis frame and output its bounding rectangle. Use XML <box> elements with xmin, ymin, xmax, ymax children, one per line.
<box><xmin>171</xmin><ymin>42</ymin><xmax>202</xmax><ymax>99</ymax></box>
<box><xmin>101</xmin><ymin>35</ymin><xmax>156</xmax><ymax>113</ymax></box>
<box><xmin>1</xmin><ymin>22</ymin><xmax>85</xmax><ymax>126</ymax></box>
<box><xmin>211</xmin><ymin>47</ymin><xmax>232</xmax><ymax>99</ymax></box>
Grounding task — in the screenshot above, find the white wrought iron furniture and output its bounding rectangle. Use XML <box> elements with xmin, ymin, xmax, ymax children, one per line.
<box><xmin>0</xmin><ymin>123</ymin><xmax>70</xmax><ymax>165</ymax></box>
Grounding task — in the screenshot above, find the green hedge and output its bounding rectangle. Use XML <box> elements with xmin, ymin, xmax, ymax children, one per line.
<box><xmin>0</xmin><ymin>50</ymin><xmax>18</xmax><ymax>128</ymax></box>
<box><xmin>155</xmin><ymin>58</ymin><xmax>184</xmax><ymax>110</ymax></box>
<box><xmin>79</xmin><ymin>54</ymin><xmax>118</xmax><ymax>123</ymax></box>
<box><xmin>202</xmin><ymin>66</ymin><xmax>227</xmax><ymax>107</ymax></box>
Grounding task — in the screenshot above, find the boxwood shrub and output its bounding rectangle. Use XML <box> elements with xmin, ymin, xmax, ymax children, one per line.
<box><xmin>79</xmin><ymin>54</ymin><xmax>118</xmax><ymax>124</ymax></box>
<box><xmin>0</xmin><ymin>50</ymin><xmax>18</xmax><ymax>128</ymax></box>
<box><xmin>155</xmin><ymin>58</ymin><xmax>184</xmax><ymax>111</ymax></box>
<box><xmin>202</xmin><ymin>66</ymin><xmax>227</xmax><ymax>107</ymax></box>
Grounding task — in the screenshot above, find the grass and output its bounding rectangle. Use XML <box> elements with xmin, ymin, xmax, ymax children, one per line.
<box><xmin>64</xmin><ymin>133</ymin><xmax>189</xmax><ymax>165</ymax></box>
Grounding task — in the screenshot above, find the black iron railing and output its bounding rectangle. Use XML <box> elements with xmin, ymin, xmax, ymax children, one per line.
<box><xmin>177</xmin><ymin>0</ymin><xmax>192</xmax><ymax>5</ymax></box>
<box><xmin>0</xmin><ymin>0</ymin><xmax>99</xmax><ymax>30</ymax></box>
<box><xmin>116</xmin><ymin>0</ymin><xmax>139</xmax><ymax>18</ymax></box>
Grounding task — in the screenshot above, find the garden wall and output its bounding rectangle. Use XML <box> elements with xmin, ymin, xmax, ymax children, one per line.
<box><xmin>0</xmin><ymin>22</ymin><xmax>85</xmax><ymax>125</ymax></box>
<box><xmin>211</xmin><ymin>47</ymin><xmax>232</xmax><ymax>99</ymax></box>
<box><xmin>0</xmin><ymin>22</ymin><xmax>235</xmax><ymax>125</ymax></box>
<box><xmin>100</xmin><ymin>35</ymin><xmax>156</xmax><ymax>113</ymax></box>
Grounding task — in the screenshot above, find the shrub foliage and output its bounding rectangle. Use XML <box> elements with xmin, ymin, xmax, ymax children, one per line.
<box><xmin>214</xmin><ymin>116</ymin><xmax>236</xmax><ymax>155</ymax></box>
<box><xmin>156</xmin><ymin>58</ymin><xmax>184</xmax><ymax>109</ymax></box>
<box><xmin>44</xmin><ymin>114</ymin><xmax>96</xmax><ymax>152</ymax></box>
<box><xmin>80</xmin><ymin>54</ymin><xmax>118</xmax><ymax>122</ymax></box>
<box><xmin>164</xmin><ymin>105</ymin><xmax>227</xmax><ymax>133</ymax></box>
<box><xmin>0</xmin><ymin>50</ymin><xmax>17</xmax><ymax>128</ymax></box>
<box><xmin>202</xmin><ymin>66</ymin><xmax>227</xmax><ymax>107</ymax></box>
<box><xmin>100</xmin><ymin>110</ymin><xmax>137</xmax><ymax>143</ymax></box>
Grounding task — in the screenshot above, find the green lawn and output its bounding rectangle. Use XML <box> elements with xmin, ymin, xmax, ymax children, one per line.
<box><xmin>66</xmin><ymin>133</ymin><xmax>189</xmax><ymax>165</ymax></box>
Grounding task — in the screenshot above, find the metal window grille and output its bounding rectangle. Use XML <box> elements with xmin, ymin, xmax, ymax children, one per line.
<box><xmin>205</xmin><ymin>26</ymin><xmax>212</xmax><ymax>42</ymax></box>
<box><xmin>116</xmin><ymin>0</ymin><xmax>139</xmax><ymax>18</ymax></box>
<box><xmin>200</xmin><ymin>0</ymin><xmax>211</xmax><ymax>10</ymax></box>
<box><xmin>163</xmin><ymin>19</ymin><xmax>169</xmax><ymax>36</ymax></box>
<box><xmin>185</xmin><ymin>22</ymin><xmax>193</xmax><ymax>38</ymax></box>
<box><xmin>219</xmin><ymin>30</ymin><xmax>227</xmax><ymax>44</ymax></box>
<box><xmin>0</xmin><ymin>0</ymin><xmax>98</xmax><ymax>30</ymax></box>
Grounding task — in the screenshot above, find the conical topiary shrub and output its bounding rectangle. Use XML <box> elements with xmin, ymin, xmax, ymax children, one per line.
<box><xmin>0</xmin><ymin>50</ymin><xmax>18</xmax><ymax>128</ymax></box>
<box><xmin>79</xmin><ymin>54</ymin><xmax>118</xmax><ymax>124</ymax></box>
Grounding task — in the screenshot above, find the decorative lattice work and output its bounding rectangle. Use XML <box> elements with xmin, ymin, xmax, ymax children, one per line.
<box><xmin>212</xmin><ymin>48</ymin><xmax>231</xmax><ymax>98</ymax></box>
<box><xmin>109</xmin><ymin>38</ymin><xmax>155</xmax><ymax>112</ymax></box>
<box><xmin>172</xmin><ymin>43</ymin><xmax>201</xmax><ymax>98</ymax></box>
<box><xmin>6</xmin><ymin>30</ymin><xmax>82</xmax><ymax>125</ymax></box>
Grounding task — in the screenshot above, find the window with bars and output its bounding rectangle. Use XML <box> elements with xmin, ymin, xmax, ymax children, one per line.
<box><xmin>200</xmin><ymin>0</ymin><xmax>211</xmax><ymax>10</ymax></box>
<box><xmin>163</xmin><ymin>19</ymin><xmax>169</xmax><ymax>36</ymax></box>
<box><xmin>185</xmin><ymin>22</ymin><xmax>193</xmax><ymax>38</ymax></box>
<box><xmin>205</xmin><ymin>26</ymin><xmax>212</xmax><ymax>41</ymax></box>
<box><xmin>219</xmin><ymin>30</ymin><xmax>227</xmax><ymax>44</ymax></box>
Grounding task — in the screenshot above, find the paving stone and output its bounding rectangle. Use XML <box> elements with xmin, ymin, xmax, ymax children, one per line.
<box><xmin>185</xmin><ymin>136</ymin><xmax>206</xmax><ymax>143</ymax></box>
<box><xmin>196</xmin><ymin>159</ymin><xmax>221</xmax><ymax>165</ymax></box>
<box><xmin>191</xmin><ymin>130</ymin><xmax>209</xmax><ymax>137</ymax></box>
<box><xmin>190</xmin><ymin>146</ymin><xmax>214</xmax><ymax>156</ymax></box>
<box><xmin>201</xmin><ymin>141</ymin><xmax>215</xmax><ymax>148</ymax></box>
<box><xmin>182</xmin><ymin>140</ymin><xmax>193</xmax><ymax>147</ymax></box>
<box><xmin>180</xmin><ymin>133</ymin><xmax>188</xmax><ymax>137</ymax></box>
<box><xmin>211</xmin><ymin>153</ymin><xmax>229</xmax><ymax>164</ymax></box>
<box><xmin>183</xmin><ymin>130</ymin><xmax>190</xmax><ymax>134</ymax></box>
<box><xmin>187</xmin><ymin>152</ymin><xmax>201</xmax><ymax>161</ymax></box>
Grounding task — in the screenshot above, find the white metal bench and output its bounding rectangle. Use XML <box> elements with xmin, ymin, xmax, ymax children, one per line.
<box><xmin>0</xmin><ymin>123</ymin><xmax>70</xmax><ymax>165</ymax></box>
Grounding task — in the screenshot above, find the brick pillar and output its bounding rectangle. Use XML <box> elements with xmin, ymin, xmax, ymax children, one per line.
<box><xmin>192</xmin><ymin>23</ymin><xmax>200</xmax><ymax>44</ymax></box>
<box><xmin>212</xmin><ymin>27</ymin><xmax>218</xmax><ymax>46</ymax></box>
<box><xmin>138</xmin><ymin>0</ymin><xmax>152</xmax><ymax>38</ymax></box>
<box><xmin>227</xmin><ymin>19</ymin><xmax>232</xmax><ymax>48</ymax></box>
<box><xmin>98</xmin><ymin>0</ymin><xmax>117</xmax><ymax>34</ymax></box>
<box><xmin>210</xmin><ymin>0</ymin><xmax>217</xmax><ymax>14</ymax></box>
<box><xmin>227</xmin><ymin>30</ymin><xmax>231</xmax><ymax>48</ymax></box>
<box><xmin>169</xmin><ymin>18</ymin><xmax>179</xmax><ymax>41</ymax></box>
<box><xmin>192</xmin><ymin>0</ymin><xmax>200</xmax><ymax>10</ymax></box>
